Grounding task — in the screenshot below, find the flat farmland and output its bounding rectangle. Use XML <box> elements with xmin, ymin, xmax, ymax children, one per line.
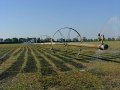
<box><xmin>0</xmin><ymin>41</ymin><xmax>120</xmax><ymax>90</ymax></box>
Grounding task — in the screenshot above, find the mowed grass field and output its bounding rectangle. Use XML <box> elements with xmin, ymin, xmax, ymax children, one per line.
<box><xmin>0</xmin><ymin>41</ymin><xmax>120</xmax><ymax>90</ymax></box>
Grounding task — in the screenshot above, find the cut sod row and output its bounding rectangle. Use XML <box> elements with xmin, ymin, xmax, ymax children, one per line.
<box><xmin>32</xmin><ymin>48</ymin><xmax>57</xmax><ymax>76</ymax></box>
<box><xmin>0</xmin><ymin>45</ymin><xmax>20</xmax><ymax>57</ymax></box>
<box><xmin>12</xmin><ymin>46</ymin><xmax>24</xmax><ymax>56</ymax></box>
<box><xmin>36</xmin><ymin>46</ymin><xmax>85</xmax><ymax>67</ymax></box>
<box><xmin>36</xmin><ymin>45</ymin><xmax>90</xmax><ymax>63</ymax></box>
<box><xmin>0</xmin><ymin>49</ymin><xmax>11</xmax><ymax>57</ymax></box>
<box><xmin>41</xmin><ymin>49</ymin><xmax>85</xmax><ymax>70</ymax></box>
<box><xmin>0</xmin><ymin>47</ymin><xmax>26</xmax><ymax>80</ymax></box>
<box><xmin>0</xmin><ymin>49</ymin><xmax>16</xmax><ymax>64</ymax></box>
<box><xmin>54</xmin><ymin>53</ymin><xmax>85</xmax><ymax>69</ymax></box>
<box><xmin>0</xmin><ymin>47</ymin><xmax>22</xmax><ymax>74</ymax></box>
<box><xmin>47</xmin><ymin>48</ymin><xmax>90</xmax><ymax>63</ymax></box>
<box><xmin>33</xmin><ymin>45</ymin><xmax>73</xmax><ymax>71</ymax></box>
<box><xmin>56</xmin><ymin>51</ymin><xmax>90</xmax><ymax>63</ymax></box>
<box><xmin>26</xmin><ymin>45</ymin><xmax>84</xmax><ymax>73</ymax></box>
<box><xmin>22</xmin><ymin>48</ymin><xmax>37</xmax><ymax>73</ymax></box>
<box><xmin>97</xmin><ymin>52</ymin><xmax>120</xmax><ymax>63</ymax></box>
<box><xmin>37</xmin><ymin>49</ymin><xmax>71</xmax><ymax>72</ymax></box>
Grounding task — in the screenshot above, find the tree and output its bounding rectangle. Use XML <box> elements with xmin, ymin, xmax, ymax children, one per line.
<box><xmin>117</xmin><ymin>36</ymin><xmax>120</xmax><ymax>41</ymax></box>
<box><xmin>87</xmin><ymin>39</ymin><xmax>93</xmax><ymax>42</ymax></box>
<box><xmin>12</xmin><ymin>38</ymin><xmax>19</xmax><ymax>43</ymax></box>
<box><xmin>44</xmin><ymin>38</ymin><xmax>51</xmax><ymax>42</ymax></box>
<box><xmin>4</xmin><ymin>38</ymin><xmax>12</xmax><ymax>43</ymax></box>
<box><xmin>82</xmin><ymin>37</ymin><xmax>87</xmax><ymax>42</ymax></box>
<box><xmin>107</xmin><ymin>38</ymin><xmax>112</xmax><ymax>41</ymax></box>
<box><xmin>57</xmin><ymin>38</ymin><xmax>65</xmax><ymax>42</ymax></box>
<box><xmin>111</xmin><ymin>37</ymin><xmax>115</xmax><ymax>41</ymax></box>
<box><xmin>0</xmin><ymin>38</ymin><xmax>3</xmax><ymax>42</ymax></box>
<box><xmin>25</xmin><ymin>37</ymin><xmax>33</xmax><ymax>43</ymax></box>
<box><xmin>37</xmin><ymin>38</ymin><xmax>41</xmax><ymax>43</ymax></box>
<box><xmin>93</xmin><ymin>39</ymin><xmax>98</xmax><ymax>42</ymax></box>
<box><xmin>73</xmin><ymin>38</ymin><xmax>79</xmax><ymax>42</ymax></box>
<box><xmin>19</xmin><ymin>38</ymin><xmax>26</xmax><ymax>43</ymax></box>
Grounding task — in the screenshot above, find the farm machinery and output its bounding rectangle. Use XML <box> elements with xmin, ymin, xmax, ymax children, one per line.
<box><xmin>51</xmin><ymin>27</ymin><xmax>109</xmax><ymax>51</ymax></box>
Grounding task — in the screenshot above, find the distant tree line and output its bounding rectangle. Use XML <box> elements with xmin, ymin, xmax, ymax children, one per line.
<box><xmin>0</xmin><ymin>36</ymin><xmax>120</xmax><ymax>44</ymax></box>
<box><xmin>82</xmin><ymin>36</ymin><xmax>120</xmax><ymax>42</ymax></box>
<box><xmin>0</xmin><ymin>37</ymin><xmax>52</xmax><ymax>44</ymax></box>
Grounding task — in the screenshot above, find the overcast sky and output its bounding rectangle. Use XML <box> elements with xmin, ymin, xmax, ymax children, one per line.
<box><xmin>0</xmin><ymin>0</ymin><xmax>120</xmax><ymax>39</ymax></box>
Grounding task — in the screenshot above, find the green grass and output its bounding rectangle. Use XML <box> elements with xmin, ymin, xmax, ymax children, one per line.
<box><xmin>0</xmin><ymin>41</ymin><xmax>120</xmax><ymax>90</ymax></box>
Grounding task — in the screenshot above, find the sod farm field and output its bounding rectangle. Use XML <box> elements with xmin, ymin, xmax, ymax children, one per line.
<box><xmin>0</xmin><ymin>41</ymin><xmax>120</xmax><ymax>90</ymax></box>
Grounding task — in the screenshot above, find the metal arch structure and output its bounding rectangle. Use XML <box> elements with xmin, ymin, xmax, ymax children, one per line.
<box><xmin>51</xmin><ymin>27</ymin><xmax>83</xmax><ymax>51</ymax></box>
<box><xmin>53</xmin><ymin>27</ymin><xmax>82</xmax><ymax>43</ymax></box>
